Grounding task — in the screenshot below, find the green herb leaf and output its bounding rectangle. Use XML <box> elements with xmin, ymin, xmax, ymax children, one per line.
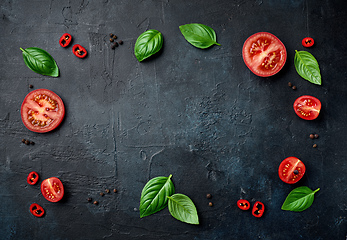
<box><xmin>179</xmin><ymin>23</ymin><xmax>221</xmax><ymax>49</ymax></box>
<box><xmin>134</xmin><ymin>29</ymin><xmax>163</xmax><ymax>62</ymax></box>
<box><xmin>281</xmin><ymin>186</ymin><xmax>320</xmax><ymax>212</ymax></box>
<box><xmin>139</xmin><ymin>174</ymin><xmax>175</xmax><ymax>218</ymax></box>
<box><xmin>294</xmin><ymin>50</ymin><xmax>321</xmax><ymax>85</ymax></box>
<box><xmin>20</xmin><ymin>47</ymin><xmax>59</xmax><ymax>77</ymax></box>
<box><xmin>167</xmin><ymin>193</ymin><xmax>199</xmax><ymax>225</ymax></box>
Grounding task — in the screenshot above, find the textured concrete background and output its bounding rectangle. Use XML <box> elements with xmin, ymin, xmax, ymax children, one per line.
<box><xmin>0</xmin><ymin>0</ymin><xmax>346</xmax><ymax>239</ymax></box>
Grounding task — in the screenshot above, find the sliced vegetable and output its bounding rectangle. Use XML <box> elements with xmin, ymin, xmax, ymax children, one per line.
<box><xmin>294</xmin><ymin>50</ymin><xmax>321</xmax><ymax>85</ymax></box>
<box><xmin>59</xmin><ymin>33</ymin><xmax>72</xmax><ymax>47</ymax></box>
<box><xmin>41</xmin><ymin>177</ymin><xmax>64</xmax><ymax>202</ymax></box>
<box><xmin>279</xmin><ymin>157</ymin><xmax>306</xmax><ymax>184</ymax></box>
<box><xmin>72</xmin><ymin>44</ymin><xmax>87</xmax><ymax>58</ymax></box>
<box><xmin>30</xmin><ymin>203</ymin><xmax>45</xmax><ymax>217</ymax></box>
<box><xmin>293</xmin><ymin>95</ymin><xmax>321</xmax><ymax>120</ymax></box>
<box><xmin>167</xmin><ymin>193</ymin><xmax>199</xmax><ymax>225</ymax></box>
<box><xmin>179</xmin><ymin>23</ymin><xmax>221</xmax><ymax>49</ymax></box>
<box><xmin>237</xmin><ymin>199</ymin><xmax>250</xmax><ymax>210</ymax></box>
<box><xmin>252</xmin><ymin>201</ymin><xmax>265</xmax><ymax>218</ymax></box>
<box><xmin>27</xmin><ymin>171</ymin><xmax>39</xmax><ymax>185</ymax></box>
<box><xmin>134</xmin><ymin>29</ymin><xmax>163</xmax><ymax>62</ymax></box>
<box><xmin>281</xmin><ymin>186</ymin><xmax>320</xmax><ymax>212</ymax></box>
<box><xmin>302</xmin><ymin>37</ymin><xmax>314</xmax><ymax>48</ymax></box>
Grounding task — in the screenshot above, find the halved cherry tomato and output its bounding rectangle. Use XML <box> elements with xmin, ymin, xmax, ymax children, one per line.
<box><xmin>302</xmin><ymin>37</ymin><xmax>314</xmax><ymax>47</ymax></box>
<box><xmin>59</xmin><ymin>33</ymin><xmax>72</xmax><ymax>47</ymax></box>
<box><xmin>293</xmin><ymin>95</ymin><xmax>321</xmax><ymax>120</ymax></box>
<box><xmin>27</xmin><ymin>171</ymin><xmax>39</xmax><ymax>185</ymax></box>
<box><xmin>30</xmin><ymin>203</ymin><xmax>45</xmax><ymax>217</ymax></box>
<box><xmin>279</xmin><ymin>157</ymin><xmax>306</xmax><ymax>184</ymax></box>
<box><xmin>21</xmin><ymin>89</ymin><xmax>65</xmax><ymax>133</ymax></box>
<box><xmin>72</xmin><ymin>44</ymin><xmax>87</xmax><ymax>58</ymax></box>
<box><xmin>252</xmin><ymin>201</ymin><xmax>265</xmax><ymax>218</ymax></box>
<box><xmin>237</xmin><ymin>199</ymin><xmax>250</xmax><ymax>210</ymax></box>
<box><xmin>41</xmin><ymin>177</ymin><xmax>64</xmax><ymax>202</ymax></box>
<box><xmin>242</xmin><ymin>32</ymin><xmax>287</xmax><ymax>77</ymax></box>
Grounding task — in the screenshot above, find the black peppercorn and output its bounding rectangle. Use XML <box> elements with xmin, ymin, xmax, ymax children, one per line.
<box><xmin>309</xmin><ymin>134</ymin><xmax>314</xmax><ymax>139</ymax></box>
<box><xmin>118</xmin><ymin>40</ymin><xmax>123</xmax><ymax>45</ymax></box>
<box><xmin>105</xmin><ymin>189</ymin><xmax>110</xmax><ymax>194</ymax></box>
<box><xmin>288</xmin><ymin>82</ymin><xmax>292</xmax><ymax>87</ymax></box>
<box><xmin>293</xmin><ymin>170</ymin><xmax>299</xmax><ymax>175</ymax></box>
<box><xmin>292</xmin><ymin>86</ymin><xmax>297</xmax><ymax>90</ymax></box>
<box><xmin>109</xmin><ymin>33</ymin><xmax>114</xmax><ymax>38</ymax></box>
<box><xmin>113</xmin><ymin>42</ymin><xmax>119</xmax><ymax>47</ymax></box>
<box><xmin>100</xmin><ymin>192</ymin><xmax>104</xmax><ymax>196</ymax></box>
<box><xmin>93</xmin><ymin>201</ymin><xmax>98</xmax><ymax>205</ymax></box>
<box><xmin>113</xmin><ymin>35</ymin><xmax>117</xmax><ymax>39</ymax></box>
<box><xmin>314</xmin><ymin>134</ymin><xmax>319</xmax><ymax>139</ymax></box>
<box><xmin>21</xmin><ymin>139</ymin><xmax>26</xmax><ymax>143</ymax></box>
<box><xmin>29</xmin><ymin>84</ymin><xmax>33</xmax><ymax>88</ymax></box>
<box><xmin>30</xmin><ymin>141</ymin><xmax>35</xmax><ymax>145</ymax></box>
<box><xmin>208</xmin><ymin>202</ymin><xmax>213</xmax><ymax>207</ymax></box>
<box><xmin>25</xmin><ymin>140</ymin><xmax>30</xmax><ymax>145</ymax></box>
<box><xmin>110</xmin><ymin>38</ymin><xmax>114</xmax><ymax>42</ymax></box>
<box><xmin>206</xmin><ymin>193</ymin><xmax>212</xmax><ymax>199</ymax></box>
<box><xmin>113</xmin><ymin>189</ymin><xmax>117</xmax><ymax>193</ymax></box>
<box><xmin>313</xmin><ymin>144</ymin><xmax>317</xmax><ymax>148</ymax></box>
<box><xmin>87</xmin><ymin>197</ymin><xmax>92</xmax><ymax>202</ymax></box>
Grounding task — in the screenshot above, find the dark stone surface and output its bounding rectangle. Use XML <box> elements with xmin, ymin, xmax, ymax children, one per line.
<box><xmin>0</xmin><ymin>0</ymin><xmax>346</xmax><ymax>239</ymax></box>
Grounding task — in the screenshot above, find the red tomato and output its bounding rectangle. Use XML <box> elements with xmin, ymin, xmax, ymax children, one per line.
<box><xmin>302</xmin><ymin>37</ymin><xmax>314</xmax><ymax>47</ymax></box>
<box><xmin>237</xmin><ymin>199</ymin><xmax>250</xmax><ymax>210</ymax></box>
<box><xmin>242</xmin><ymin>32</ymin><xmax>287</xmax><ymax>77</ymax></box>
<box><xmin>27</xmin><ymin>171</ymin><xmax>39</xmax><ymax>185</ymax></box>
<box><xmin>41</xmin><ymin>177</ymin><xmax>64</xmax><ymax>202</ymax></box>
<box><xmin>30</xmin><ymin>203</ymin><xmax>45</xmax><ymax>217</ymax></box>
<box><xmin>293</xmin><ymin>95</ymin><xmax>321</xmax><ymax>120</ymax></box>
<box><xmin>21</xmin><ymin>89</ymin><xmax>65</xmax><ymax>133</ymax></box>
<box><xmin>252</xmin><ymin>201</ymin><xmax>265</xmax><ymax>218</ymax></box>
<box><xmin>278</xmin><ymin>157</ymin><xmax>306</xmax><ymax>184</ymax></box>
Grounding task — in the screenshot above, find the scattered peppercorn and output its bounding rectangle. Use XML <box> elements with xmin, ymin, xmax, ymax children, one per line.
<box><xmin>105</xmin><ymin>189</ymin><xmax>110</xmax><ymax>194</ymax></box>
<box><xmin>25</xmin><ymin>140</ymin><xmax>30</xmax><ymax>145</ymax></box>
<box><xmin>313</xmin><ymin>144</ymin><xmax>317</xmax><ymax>148</ymax></box>
<box><xmin>314</xmin><ymin>134</ymin><xmax>319</xmax><ymax>139</ymax></box>
<box><xmin>208</xmin><ymin>202</ymin><xmax>213</xmax><ymax>207</ymax></box>
<box><xmin>310</xmin><ymin>134</ymin><xmax>315</xmax><ymax>139</ymax></box>
<box><xmin>30</xmin><ymin>141</ymin><xmax>35</xmax><ymax>145</ymax></box>
<box><xmin>292</xmin><ymin>86</ymin><xmax>297</xmax><ymax>90</ymax></box>
<box><xmin>21</xmin><ymin>139</ymin><xmax>26</xmax><ymax>143</ymax></box>
<box><xmin>113</xmin><ymin>42</ymin><xmax>119</xmax><ymax>47</ymax></box>
<box><xmin>293</xmin><ymin>170</ymin><xmax>299</xmax><ymax>175</ymax></box>
<box><xmin>87</xmin><ymin>197</ymin><xmax>92</xmax><ymax>202</ymax></box>
<box><xmin>100</xmin><ymin>192</ymin><xmax>104</xmax><ymax>196</ymax></box>
<box><xmin>206</xmin><ymin>193</ymin><xmax>212</xmax><ymax>199</ymax></box>
<box><xmin>110</xmin><ymin>38</ymin><xmax>114</xmax><ymax>42</ymax></box>
<box><xmin>93</xmin><ymin>201</ymin><xmax>98</xmax><ymax>205</ymax></box>
<box><xmin>29</xmin><ymin>84</ymin><xmax>33</xmax><ymax>88</ymax></box>
<box><xmin>109</xmin><ymin>33</ymin><xmax>114</xmax><ymax>38</ymax></box>
<box><xmin>113</xmin><ymin>35</ymin><xmax>117</xmax><ymax>39</ymax></box>
<box><xmin>113</xmin><ymin>189</ymin><xmax>117</xmax><ymax>193</ymax></box>
<box><xmin>118</xmin><ymin>40</ymin><xmax>123</xmax><ymax>45</ymax></box>
<box><xmin>288</xmin><ymin>82</ymin><xmax>292</xmax><ymax>87</ymax></box>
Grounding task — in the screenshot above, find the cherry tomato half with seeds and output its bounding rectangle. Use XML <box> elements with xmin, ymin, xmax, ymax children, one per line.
<box><xmin>293</xmin><ymin>95</ymin><xmax>321</xmax><ymax>120</ymax></box>
<box><xmin>302</xmin><ymin>37</ymin><xmax>314</xmax><ymax>47</ymax></box>
<box><xmin>242</xmin><ymin>32</ymin><xmax>287</xmax><ymax>77</ymax></box>
<box><xmin>279</xmin><ymin>157</ymin><xmax>306</xmax><ymax>184</ymax></box>
<box><xmin>237</xmin><ymin>199</ymin><xmax>250</xmax><ymax>210</ymax></box>
<box><xmin>30</xmin><ymin>203</ymin><xmax>45</xmax><ymax>217</ymax></box>
<box><xmin>252</xmin><ymin>201</ymin><xmax>265</xmax><ymax>218</ymax></box>
<box><xmin>27</xmin><ymin>171</ymin><xmax>39</xmax><ymax>185</ymax></box>
<box><xmin>72</xmin><ymin>44</ymin><xmax>87</xmax><ymax>58</ymax></box>
<box><xmin>41</xmin><ymin>177</ymin><xmax>64</xmax><ymax>202</ymax></box>
<box><xmin>21</xmin><ymin>89</ymin><xmax>65</xmax><ymax>133</ymax></box>
<box><xmin>59</xmin><ymin>33</ymin><xmax>72</xmax><ymax>47</ymax></box>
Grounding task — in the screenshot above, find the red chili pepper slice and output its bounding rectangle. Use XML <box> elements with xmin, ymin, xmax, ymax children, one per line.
<box><xmin>27</xmin><ymin>171</ymin><xmax>39</xmax><ymax>185</ymax></box>
<box><xmin>72</xmin><ymin>44</ymin><xmax>87</xmax><ymax>58</ymax></box>
<box><xmin>302</xmin><ymin>37</ymin><xmax>314</xmax><ymax>47</ymax></box>
<box><xmin>30</xmin><ymin>203</ymin><xmax>45</xmax><ymax>217</ymax></box>
<box><xmin>252</xmin><ymin>201</ymin><xmax>265</xmax><ymax>218</ymax></box>
<box><xmin>59</xmin><ymin>33</ymin><xmax>72</xmax><ymax>47</ymax></box>
<box><xmin>237</xmin><ymin>199</ymin><xmax>250</xmax><ymax>210</ymax></box>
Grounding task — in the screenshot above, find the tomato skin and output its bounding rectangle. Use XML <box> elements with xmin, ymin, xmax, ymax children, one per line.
<box><xmin>27</xmin><ymin>171</ymin><xmax>39</xmax><ymax>185</ymax></box>
<box><xmin>302</xmin><ymin>37</ymin><xmax>314</xmax><ymax>47</ymax></box>
<box><xmin>252</xmin><ymin>201</ymin><xmax>265</xmax><ymax>218</ymax></box>
<box><xmin>41</xmin><ymin>177</ymin><xmax>64</xmax><ymax>202</ymax></box>
<box><xmin>30</xmin><ymin>203</ymin><xmax>45</xmax><ymax>217</ymax></box>
<box><xmin>278</xmin><ymin>157</ymin><xmax>306</xmax><ymax>184</ymax></box>
<box><xmin>21</xmin><ymin>89</ymin><xmax>65</xmax><ymax>133</ymax></box>
<box><xmin>237</xmin><ymin>199</ymin><xmax>250</xmax><ymax>210</ymax></box>
<box><xmin>293</xmin><ymin>95</ymin><xmax>321</xmax><ymax>120</ymax></box>
<box><xmin>242</xmin><ymin>32</ymin><xmax>287</xmax><ymax>77</ymax></box>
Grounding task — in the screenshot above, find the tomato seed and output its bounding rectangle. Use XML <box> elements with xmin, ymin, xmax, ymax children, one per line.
<box><xmin>310</xmin><ymin>134</ymin><xmax>315</xmax><ymax>139</ymax></box>
<box><xmin>313</xmin><ymin>144</ymin><xmax>317</xmax><ymax>148</ymax></box>
<box><xmin>314</xmin><ymin>134</ymin><xmax>319</xmax><ymax>139</ymax></box>
<box><xmin>206</xmin><ymin>193</ymin><xmax>212</xmax><ymax>199</ymax></box>
<box><xmin>208</xmin><ymin>202</ymin><xmax>213</xmax><ymax>207</ymax></box>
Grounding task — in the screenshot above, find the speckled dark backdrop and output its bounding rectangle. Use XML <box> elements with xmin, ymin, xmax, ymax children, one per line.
<box><xmin>0</xmin><ymin>0</ymin><xmax>346</xmax><ymax>239</ymax></box>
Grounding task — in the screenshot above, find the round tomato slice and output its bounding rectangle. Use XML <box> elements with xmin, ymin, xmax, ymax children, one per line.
<box><xmin>21</xmin><ymin>89</ymin><xmax>65</xmax><ymax>133</ymax></box>
<box><xmin>41</xmin><ymin>177</ymin><xmax>64</xmax><ymax>202</ymax></box>
<box><xmin>278</xmin><ymin>157</ymin><xmax>306</xmax><ymax>184</ymax></box>
<box><xmin>293</xmin><ymin>95</ymin><xmax>321</xmax><ymax>120</ymax></box>
<box><xmin>242</xmin><ymin>32</ymin><xmax>287</xmax><ymax>77</ymax></box>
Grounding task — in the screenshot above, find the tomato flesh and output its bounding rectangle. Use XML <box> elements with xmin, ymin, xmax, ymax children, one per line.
<box><xmin>41</xmin><ymin>177</ymin><xmax>64</xmax><ymax>202</ymax></box>
<box><xmin>279</xmin><ymin>157</ymin><xmax>306</xmax><ymax>184</ymax></box>
<box><xmin>242</xmin><ymin>32</ymin><xmax>287</xmax><ymax>77</ymax></box>
<box><xmin>21</xmin><ymin>89</ymin><xmax>65</xmax><ymax>133</ymax></box>
<box><xmin>293</xmin><ymin>95</ymin><xmax>321</xmax><ymax>120</ymax></box>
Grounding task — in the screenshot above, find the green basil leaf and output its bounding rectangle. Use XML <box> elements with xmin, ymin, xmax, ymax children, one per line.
<box><xmin>281</xmin><ymin>186</ymin><xmax>320</xmax><ymax>212</ymax></box>
<box><xmin>20</xmin><ymin>47</ymin><xmax>59</xmax><ymax>77</ymax></box>
<box><xmin>167</xmin><ymin>193</ymin><xmax>199</xmax><ymax>225</ymax></box>
<box><xmin>134</xmin><ymin>29</ymin><xmax>163</xmax><ymax>62</ymax></box>
<box><xmin>294</xmin><ymin>50</ymin><xmax>321</xmax><ymax>85</ymax></box>
<box><xmin>179</xmin><ymin>23</ymin><xmax>221</xmax><ymax>49</ymax></box>
<box><xmin>139</xmin><ymin>174</ymin><xmax>174</xmax><ymax>218</ymax></box>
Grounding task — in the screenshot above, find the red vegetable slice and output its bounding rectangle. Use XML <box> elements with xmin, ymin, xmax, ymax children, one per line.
<box><xmin>30</xmin><ymin>203</ymin><xmax>45</xmax><ymax>217</ymax></box>
<box><xmin>279</xmin><ymin>157</ymin><xmax>306</xmax><ymax>184</ymax></box>
<box><xmin>41</xmin><ymin>177</ymin><xmax>64</xmax><ymax>202</ymax></box>
<box><xmin>252</xmin><ymin>201</ymin><xmax>265</xmax><ymax>218</ymax></box>
<box><xmin>237</xmin><ymin>199</ymin><xmax>250</xmax><ymax>210</ymax></box>
<box><xmin>242</xmin><ymin>32</ymin><xmax>287</xmax><ymax>77</ymax></box>
<box><xmin>293</xmin><ymin>95</ymin><xmax>321</xmax><ymax>120</ymax></box>
<box><xmin>302</xmin><ymin>37</ymin><xmax>314</xmax><ymax>47</ymax></box>
<box><xmin>27</xmin><ymin>171</ymin><xmax>39</xmax><ymax>185</ymax></box>
<box><xmin>59</xmin><ymin>33</ymin><xmax>72</xmax><ymax>47</ymax></box>
<box><xmin>21</xmin><ymin>89</ymin><xmax>65</xmax><ymax>133</ymax></box>
<box><xmin>72</xmin><ymin>44</ymin><xmax>87</xmax><ymax>58</ymax></box>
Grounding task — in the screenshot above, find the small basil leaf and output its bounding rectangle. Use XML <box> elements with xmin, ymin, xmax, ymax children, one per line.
<box><xmin>281</xmin><ymin>186</ymin><xmax>320</xmax><ymax>212</ymax></box>
<box><xmin>20</xmin><ymin>47</ymin><xmax>59</xmax><ymax>77</ymax></box>
<box><xmin>294</xmin><ymin>50</ymin><xmax>321</xmax><ymax>85</ymax></box>
<box><xmin>179</xmin><ymin>23</ymin><xmax>221</xmax><ymax>49</ymax></box>
<box><xmin>167</xmin><ymin>193</ymin><xmax>199</xmax><ymax>225</ymax></box>
<box><xmin>134</xmin><ymin>29</ymin><xmax>163</xmax><ymax>62</ymax></box>
<box><xmin>139</xmin><ymin>174</ymin><xmax>175</xmax><ymax>218</ymax></box>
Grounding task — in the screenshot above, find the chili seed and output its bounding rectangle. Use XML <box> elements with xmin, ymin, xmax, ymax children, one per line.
<box><xmin>105</xmin><ymin>189</ymin><xmax>110</xmax><ymax>194</ymax></box>
<box><xmin>309</xmin><ymin>134</ymin><xmax>315</xmax><ymax>139</ymax></box>
<box><xmin>93</xmin><ymin>201</ymin><xmax>98</xmax><ymax>205</ymax></box>
<box><xmin>25</xmin><ymin>140</ymin><xmax>30</xmax><ymax>145</ymax></box>
<box><xmin>206</xmin><ymin>193</ymin><xmax>212</xmax><ymax>199</ymax></box>
<box><xmin>21</xmin><ymin>139</ymin><xmax>26</xmax><ymax>143</ymax></box>
<box><xmin>288</xmin><ymin>82</ymin><xmax>292</xmax><ymax>87</ymax></box>
<box><xmin>110</xmin><ymin>38</ymin><xmax>114</xmax><ymax>42</ymax></box>
<box><xmin>118</xmin><ymin>40</ymin><xmax>123</xmax><ymax>45</ymax></box>
<box><xmin>100</xmin><ymin>192</ymin><xmax>104</xmax><ymax>196</ymax></box>
<box><xmin>208</xmin><ymin>202</ymin><xmax>213</xmax><ymax>207</ymax></box>
<box><xmin>313</xmin><ymin>144</ymin><xmax>317</xmax><ymax>148</ymax></box>
<box><xmin>292</xmin><ymin>86</ymin><xmax>297</xmax><ymax>90</ymax></box>
<box><xmin>87</xmin><ymin>197</ymin><xmax>92</xmax><ymax>202</ymax></box>
<box><xmin>314</xmin><ymin>134</ymin><xmax>319</xmax><ymax>139</ymax></box>
<box><xmin>29</xmin><ymin>84</ymin><xmax>33</xmax><ymax>88</ymax></box>
<box><xmin>113</xmin><ymin>189</ymin><xmax>117</xmax><ymax>193</ymax></box>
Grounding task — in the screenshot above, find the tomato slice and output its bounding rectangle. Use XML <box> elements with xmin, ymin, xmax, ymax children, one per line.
<box><xmin>242</xmin><ymin>32</ymin><xmax>287</xmax><ymax>77</ymax></box>
<box><xmin>278</xmin><ymin>157</ymin><xmax>306</xmax><ymax>184</ymax></box>
<box><xmin>293</xmin><ymin>95</ymin><xmax>321</xmax><ymax>120</ymax></box>
<box><xmin>41</xmin><ymin>177</ymin><xmax>64</xmax><ymax>202</ymax></box>
<box><xmin>27</xmin><ymin>171</ymin><xmax>39</xmax><ymax>185</ymax></box>
<box><xmin>30</xmin><ymin>203</ymin><xmax>45</xmax><ymax>217</ymax></box>
<box><xmin>302</xmin><ymin>37</ymin><xmax>314</xmax><ymax>47</ymax></box>
<box><xmin>237</xmin><ymin>199</ymin><xmax>250</xmax><ymax>210</ymax></box>
<box><xmin>21</xmin><ymin>89</ymin><xmax>65</xmax><ymax>133</ymax></box>
<box><xmin>252</xmin><ymin>201</ymin><xmax>265</xmax><ymax>218</ymax></box>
